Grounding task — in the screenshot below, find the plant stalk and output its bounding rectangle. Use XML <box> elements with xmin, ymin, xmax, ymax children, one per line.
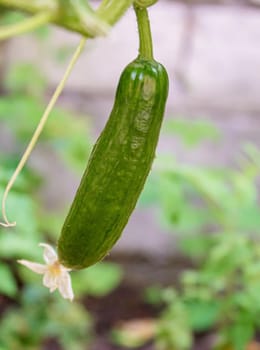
<box><xmin>134</xmin><ymin>4</ymin><xmax>153</xmax><ymax>60</ymax></box>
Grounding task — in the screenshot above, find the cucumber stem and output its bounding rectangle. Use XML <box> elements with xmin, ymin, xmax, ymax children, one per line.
<box><xmin>134</xmin><ymin>4</ymin><xmax>154</xmax><ymax>60</ymax></box>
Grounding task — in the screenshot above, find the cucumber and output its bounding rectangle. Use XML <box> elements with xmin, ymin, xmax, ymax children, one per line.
<box><xmin>57</xmin><ymin>57</ymin><xmax>169</xmax><ymax>269</ymax></box>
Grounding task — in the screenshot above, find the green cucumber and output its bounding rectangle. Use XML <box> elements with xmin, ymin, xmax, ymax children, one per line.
<box><xmin>57</xmin><ymin>57</ymin><xmax>168</xmax><ymax>269</ymax></box>
<box><xmin>57</xmin><ymin>4</ymin><xmax>169</xmax><ymax>270</ymax></box>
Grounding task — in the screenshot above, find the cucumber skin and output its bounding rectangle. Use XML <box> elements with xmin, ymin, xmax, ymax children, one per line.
<box><xmin>57</xmin><ymin>58</ymin><xmax>169</xmax><ymax>269</ymax></box>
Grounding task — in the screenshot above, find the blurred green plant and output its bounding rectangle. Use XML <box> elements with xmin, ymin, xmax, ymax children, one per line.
<box><xmin>0</xmin><ymin>285</ymin><xmax>92</xmax><ymax>350</ymax></box>
<box><xmin>0</xmin><ymin>32</ymin><xmax>123</xmax><ymax>349</ymax></box>
<box><xmin>2</xmin><ymin>9</ymin><xmax>260</xmax><ymax>350</ymax></box>
<box><xmin>141</xmin><ymin>117</ymin><xmax>260</xmax><ymax>350</ymax></box>
<box><xmin>0</xmin><ymin>61</ymin><xmax>93</xmax><ymax>172</ymax></box>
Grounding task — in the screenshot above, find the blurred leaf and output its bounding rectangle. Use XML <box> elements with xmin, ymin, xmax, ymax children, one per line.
<box><xmin>0</xmin><ymin>234</ymin><xmax>41</xmax><ymax>260</ymax></box>
<box><xmin>185</xmin><ymin>299</ymin><xmax>220</xmax><ymax>332</ymax></box>
<box><xmin>144</xmin><ymin>286</ymin><xmax>163</xmax><ymax>305</ymax></box>
<box><xmin>156</xmin><ymin>291</ymin><xmax>192</xmax><ymax>350</ymax></box>
<box><xmin>235</xmin><ymin>204</ymin><xmax>260</xmax><ymax>231</ymax></box>
<box><xmin>207</xmin><ymin>234</ymin><xmax>251</xmax><ymax>276</ymax></box>
<box><xmin>179</xmin><ymin>167</ymin><xmax>230</xmax><ymax>212</ymax></box>
<box><xmin>232</xmin><ymin>172</ymin><xmax>256</xmax><ymax>205</ymax></box>
<box><xmin>0</xmin><ymin>95</ymin><xmax>92</xmax><ymax>172</ymax></box>
<box><xmin>22</xmin><ymin>284</ymin><xmax>50</xmax><ymax>304</ymax></box>
<box><xmin>0</xmin><ymin>263</ymin><xmax>17</xmax><ymax>297</ymax></box>
<box><xmin>139</xmin><ymin>172</ymin><xmax>161</xmax><ymax>207</ymax></box>
<box><xmin>46</xmin><ymin>109</ymin><xmax>92</xmax><ymax>172</ymax></box>
<box><xmin>0</xmin><ymin>188</ymin><xmax>38</xmax><ymax>235</ymax></box>
<box><xmin>72</xmin><ymin>262</ymin><xmax>123</xmax><ymax>297</ymax></box>
<box><xmin>0</xmin><ymin>163</ymin><xmax>29</xmax><ymax>191</ymax></box>
<box><xmin>179</xmin><ymin>234</ymin><xmax>214</xmax><ymax>258</ymax></box>
<box><xmin>45</xmin><ymin>297</ymin><xmax>92</xmax><ymax>346</ymax></box>
<box><xmin>163</xmin><ymin>118</ymin><xmax>220</xmax><ymax>146</ymax></box>
<box><xmin>4</xmin><ymin>63</ymin><xmax>47</xmax><ymax>95</ymax></box>
<box><xmin>0</xmin><ymin>285</ymin><xmax>92</xmax><ymax>350</ymax></box>
<box><xmin>228</xmin><ymin>318</ymin><xmax>254</xmax><ymax>350</ymax></box>
<box><xmin>38</xmin><ymin>211</ymin><xmax>64</xmax><ymax>240</ymax></box>
<box><xmin>0</xmin><ymin>36</ymin><xmax>114</xmax><ymax>350</ymax></box>
<box><xmin>0</xmin><ymin>95</ymin><xmax>44</xmax><ymax>141</ymax></box>
<box><xmin>0</xmin><ymin>11</ymin><xmax>25</xmax><ymax>25</ymax></box>
<box><xmin>0</xmin><ymin>187</ymin><xmax>42</xmax><ymax>260</ymax></box>
<box><xmin>232</xmin><ymin>291</ymin><xmax>260</xmax><ymax>316</ymax></box>
<box><xmin>157</xmin><ymin>173</ymin><xmax>187</xmax><ymax>229</ymax></box>
<box><xmin>242</xmin><ymin>143</ymin><xmax>260</xmax><ymax>171</ymax></box>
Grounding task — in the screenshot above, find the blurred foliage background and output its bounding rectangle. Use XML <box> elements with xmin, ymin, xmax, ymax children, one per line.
<box><xmin>1</xmin><ymin>2</ymin><xmax>260</xmax><ymax>350</ymax></box>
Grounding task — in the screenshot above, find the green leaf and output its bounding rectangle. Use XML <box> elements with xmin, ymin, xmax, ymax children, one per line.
<box><xmin>0</xmin><ymin>263</ymin><xmax>17</xmax><ymax>297</ymax></box>
<box><xmin>139</xmin><ymin>172</ymin><xmax>161</xmax><ymax>207</ymax></box>
<box><xmin>235</xmin><ymin>204</ymin><xmax>260</xmax><ymax>231</ymax></box>
<box><xmin>228</xmin><ymin>319</ymin><xmax>254</xmax><ymax>350</ymax></box>
<box><xmin>0</xmin><ymin>95</ymin><xmax>45</xmax><ymax>141</ymax></box>
<box><xmin>0</xmin><ymin>234</ymin><xmax>41</xmax><ymax>260</ymax></box>
<box><xmin>179</xmin><ymin>234</ymin><xmax>213</xmax><ymax>258</ymax></box>
<box><xmin>72</xmin><ymin>262</ymin><xmax>123</xmax><ymax>297</ymax></box>
<box><xmin>0</xmin><ymin>189</ymin><xmax>38</xmax><ymax>236</ymax></box>
<box><xmin>144</xmin><ymin>286</ymin><xmax>163</xmax><ymax>305</ymax></box>
<box><xmin>0</xmin><ymin>94</ymin><xmax>92</xmax><ymax>172</ymax></box>
<box><xmin>47</xmin><ymin>109</ymin><xmax>92</xmax><ymax>172</ymax></box>
<box><xmin>232</xmin><ymin>172</ymin><xmax>256</xmax><ymax>205</ymax></box>
<box><xmin>0</xmin><ymin>187</ymin><xmax>41</xmax><ymax>260</ymax></box>
<box><xmin>163</xmin><ymin>118</ymin><xmax>220</xmax><ymax>146</ymax></box>
<box><xmin>4</xmin><ymin>63</ymin><xmax>47</xmax><ymax>95</ymax></box>
<box><xmin>180</xmin><ymin>167</ymin><xmax>231</xmax><ymax>211</ymax></box>
<box><xmin>185</xmin><ymin>299</ymin><xmax>220</xmax><ymax>332</ymax></box>
<box><xmin>156</xmin><ymin>293</ymin><xmax>192</xmax><ymax>350</ymax></box>
<box><xmin>0</xmin><ymin>11</ymin><xmax>25</xmax><ymax>25</ymax></box>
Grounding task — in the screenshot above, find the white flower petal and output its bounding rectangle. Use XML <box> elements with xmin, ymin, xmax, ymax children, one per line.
<box><xmin>18</xmin><ymin>260</ymin><xmax>47</xmax><ymax>274</ymax></box>
<box><xmin>43</xmin><ymin>270</ymin><xmax>57</xmax><ymax>290</ymax></box>
<box><xmin>18</xmin><ymin>243</ymin><xmax>74</xmax><ymax>301</ymax></box>
<box><xmin>58</xmin><ymin>271</ymin><xmax>74</xmax><ymax>301</ymax></box>
<box><xmin>60</xmin><ymin>264</ymin><xmax>72</xmax><ymax>273</ymax></box>
<box><xmin>39</xmin><ymin>243</ymin><xmax>57</xmax><ymax>264</ymax></box>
